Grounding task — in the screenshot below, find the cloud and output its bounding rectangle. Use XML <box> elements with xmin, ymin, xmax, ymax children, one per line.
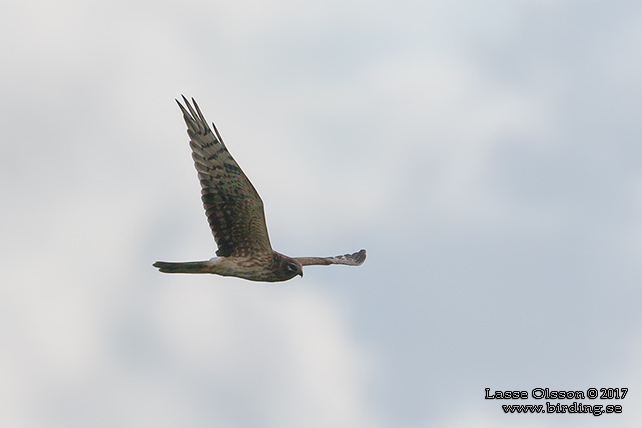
<box><xmin>2</xmin><ymin>0</ymin><xmax>642</xmax><ymax>427</ymax></box>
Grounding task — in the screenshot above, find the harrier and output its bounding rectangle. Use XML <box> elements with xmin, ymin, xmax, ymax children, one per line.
<box><xmin>153</xmin><ymin>96</ymin><xmax>366</xmax><ymax>282</ymax></box>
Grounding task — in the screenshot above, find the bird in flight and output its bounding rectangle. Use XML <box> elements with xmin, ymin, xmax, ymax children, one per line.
<box><xmin>153</xmin><ymin>96</ymin><xmax>366</xmax><ymax>282</ymax></box>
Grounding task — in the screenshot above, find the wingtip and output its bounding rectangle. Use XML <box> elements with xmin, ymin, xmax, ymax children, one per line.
<box><xmin>176</xmin><ymin>97</ymin><xmax>190</xmax><ymax>116</ymax></box>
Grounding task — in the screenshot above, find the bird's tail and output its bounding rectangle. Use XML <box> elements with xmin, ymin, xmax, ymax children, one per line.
<box><xmin>153</xmin><ymin>260</ymin><xmax>212</xmax><ymax>274</ymax></box>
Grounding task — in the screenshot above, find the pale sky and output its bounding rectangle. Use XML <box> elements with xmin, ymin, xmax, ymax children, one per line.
<box><xmin>2</xmin><ymin>1</ymin><xmax>642</xmax><ymax>427</ymax></box>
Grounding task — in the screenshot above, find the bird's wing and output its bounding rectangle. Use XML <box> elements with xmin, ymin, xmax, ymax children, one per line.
<box><xmin>177</xmin><ymin>96</ymin><xmax>272</xmax><ymax>257</ymax></box>
<box><xmin>295</xmin><ymin>249</ymin><xmax>366</xmax><ymax>266</ymax></box>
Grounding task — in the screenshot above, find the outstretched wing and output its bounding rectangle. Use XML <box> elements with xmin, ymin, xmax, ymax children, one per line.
<box><xmin>177</xmin><ymin>96</ymin><xmax>272</xmax><ymax>257</ymax></box>
<box><xmin>295</xmin><ymin>249</ymin><xmax>366</xmax><ymax>266</ymax></box>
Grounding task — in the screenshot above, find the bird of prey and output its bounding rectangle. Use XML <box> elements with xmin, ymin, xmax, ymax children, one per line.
<box><xmin>153</xmin><ymin>96</ymin><xmax>366</xmax><ymax>282</ymax></box>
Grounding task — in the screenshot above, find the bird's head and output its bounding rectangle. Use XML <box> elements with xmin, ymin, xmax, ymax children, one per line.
<box><xmin>275</xmin><ymin>253</ymin><xmax>303</xmax><ymax>281</ymax></box>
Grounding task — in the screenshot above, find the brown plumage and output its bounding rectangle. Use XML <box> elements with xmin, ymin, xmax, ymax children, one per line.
<box><xmin>153</xmin><ymin>96</ymin><xmax>366</xmax><ymax>282</ymax></box>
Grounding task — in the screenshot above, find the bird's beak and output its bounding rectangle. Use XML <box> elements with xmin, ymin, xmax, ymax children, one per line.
<box><xmin>299</xmin><ymin>271</ymin><xmax>303</xmax><ymax>278</ymax></box>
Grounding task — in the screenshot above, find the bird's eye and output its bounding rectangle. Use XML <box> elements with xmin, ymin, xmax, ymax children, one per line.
<box><xmin>287</xmin><ymin>263</ymin><xmax>297</xmax><ymax>272</ymax></box>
